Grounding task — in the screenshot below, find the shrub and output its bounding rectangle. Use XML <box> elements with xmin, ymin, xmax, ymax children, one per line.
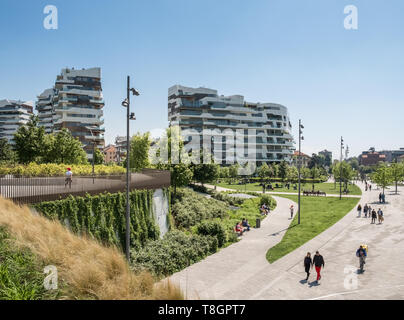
<box><xmin>33</xmin><ymin>190</ymin><xmax>161</xmax><ymax>250</ymax></box>
<box><xmin>196</xmin><ymin>221</ymin><xmax>227</xmax><ymax>247</ymax></box>
<box><xmin>131</xmin><ymin>231</ymin><xmax>218</xmax><ymax>276</ymax></box>
<box><xmin>171</xmin><ymin>189</ymin><xmax>228</xmax><ymax>229</ymax></box>
<box><xmin>0</xmin><ymin>163</ymin><xmax>125</xmax><ymax>177</ymax></box>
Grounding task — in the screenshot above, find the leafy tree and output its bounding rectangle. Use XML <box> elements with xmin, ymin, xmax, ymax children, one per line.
<box><xmin>371</xmin><ymin>163</ymin><xmax>393</xmax><ymax>195</ymax></box>
<box><xmin>129</xmin><ymin>132</ymin><xmax>150</xmax><ymax>172</ymax></box>
<box><xmin>49</xmin><ymin>129</ymin><xmax>87</xmax><ymax>164</ymax></box>
<box><xmin>390</xmin><ymin>161</ymin><xmax>404</xmax><ymax>194</ymax></box>
<box><xmin>308</xmin><ymin>154</ymin><xmax>326</xmax><ymax>169</ymax></box>
<box><xmin>218</xmin><ymin>167</ymin><xmax>229</xmax><ymax>178</ymax></box>
<box><xmin>278</xmin><ymin>161</ymin><xmax>289</xmax><ymax>182</ymax></box>
<box><xmin>150</xmin><ymin>127</ymin><xmax>194</xmax><ymax>197</ymax></box>
<box><xmin>287</xmin><ymin>166</ymin><xmax>298</xmax><ymax>183</ymax></box>
<box><xmin>271</xmin><ymin>163</ymin><xmax>279</xmax><ymax>178</ymax></box>
<box><xmin>332</xmin><ymin>161</ymin><xmax>355</xmax><ymax>191</ymax></box>
<box><xmin>258</xmin><ymin>163</ymin><xmax>270</xmax><ymax>180</ymax></box>
<box><xmin>192</xmin><ymin>150</ymin><xmax>219</xmax><ymax>185</ymax></box>
<box><xmin>93</xmin><ymin>148</ymin><xmax>105</xmax><ymax>165</ymax></box>
<box><xmin>13</xmin><ymin>115</ymin><xmax>46</xmax><ymax>163</ymax></box>
<box><xmin>0</xmin><ymin>138</ymin><xmax>16</xmax><ymax>162</ymax></box>
<box><xmin>309</xmin><ymin>166</ymin><xmax>321</xmax><ymax>191</ymax></box>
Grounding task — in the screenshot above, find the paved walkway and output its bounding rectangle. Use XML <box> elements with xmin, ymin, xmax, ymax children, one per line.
<box><xmin>169</xmin><ymin>195</ymin><xmax>296</xmax><ymax>299</ymax></box>
<box><xmin>169</xmin><ymin>182</ymin><xmax>404</xmax><ymax>299</ymax></box>
<box><xmin>206</xmin><ymin>184</ymin><xmax>362</xmax><ymax>198</ymax></box>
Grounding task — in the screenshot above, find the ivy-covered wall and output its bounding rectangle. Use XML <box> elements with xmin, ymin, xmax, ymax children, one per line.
<box><xmin>32</xmin><ymin>189</ymin><xmax>166</xmax><ymax>250</ymax></box>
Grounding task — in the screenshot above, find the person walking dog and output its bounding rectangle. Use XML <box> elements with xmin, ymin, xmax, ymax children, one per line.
<box><xmin>312</xmin><ymin>251</ymin><xmax>325</xmax><ymax>282</ymax></box>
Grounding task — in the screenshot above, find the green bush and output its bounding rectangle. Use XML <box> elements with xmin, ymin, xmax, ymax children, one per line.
<box><xmin>196</xmin><ymin>221</ymin><xmax>227</xmax><ymax>247</ymax></box>
<box><xmin>172</xmin><ymin>189</ymin><xmax>228</xmax><ymax>229</ymax></box>
<box><xmin>131</xmin><ymin>231</ymin><xmax>218</xmax><ymax>276</ymax></box>
<box><xmin>33</xmin><ymin>190</ymin><xmax>161</xmax><ymax>250</ymax></box>
<box><xmin>260</xmin><ymin>194</ymin><xmax>276</xmax><ymax>208</ymax></box>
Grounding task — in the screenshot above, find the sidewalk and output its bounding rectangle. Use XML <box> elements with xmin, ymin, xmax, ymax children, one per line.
<box><xmin>205</xmin><ymin>184</ymin><xmax>362</xmax><ymax>198</ymax></box>
<box><xmin>168</xmin><ymin>195</ymin><xmax>296</xmax><ymax>299</ymax></box>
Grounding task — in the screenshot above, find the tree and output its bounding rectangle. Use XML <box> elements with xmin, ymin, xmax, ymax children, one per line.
<box><xmin>129</xmin><ymin>132</ymin><xmax>150</xmax><ymax>172</ymax></box>
<box><xmin>309</xmin><ymin>166</ymin><xmax>321</xmax><ymax>191</ymax></box>
<box><xmin>228</xmin><ymin>164</ymin><xmax>239</xmax><ymax>180</ymax></box>
<box><xmin>278</xmin><ymin>161</ymin><xmax>289</xmax><ymax>182</ymax></box>
<box><xmin>390</xmin><ymin>161</ymin><xmax>404</xmax><ymax>194</ymax></box>
<box><xmin>192</xmin><ymin>162</ymin><xmax>219</xmax><ymax>185</ymax></box>
<box><xmin>371</xmin><ymin>163</ymin><xmax>393</xmax><ymax>195</ymax></box>
<box><xmin>13</xmin><ymin>115</ymin><xmax>46</xmax><ymax>163</ymax></box>
<box><xmin>287</xmin><ymin>166</ymin><xmax>298</xmax><ymax>183</ymax></box>
<box><xmin>50</xmin><ymin>129</ymin><xmax>87</xmax><ymax>164</ymax></box>
<box><xmin>258</xmin><ymin>163</ymin><xmax>270</xmax><ymax>180</ymax></box>
<box><xmin>0</xmin><ymin>138</ymin><xmax>16</xmax><ymax>162</ymax></box>
<box><xmin>150</xmin><ymin>127</ymin><xmax>194</xmax><ymax>197</ymax></box>
<box><xmin>93</xmin><ymin>148</ymin><xmax>105</xmax><ymax>165</ymax></box>
<box><xmin>308</xmin><ymin>154</ymin><xmax>326</xmax><ymax>169</ymax></box>
<box><xmin>271</xmin><ymin>163</ymin><xmax>279</xmax><ymax>178</ymax></box>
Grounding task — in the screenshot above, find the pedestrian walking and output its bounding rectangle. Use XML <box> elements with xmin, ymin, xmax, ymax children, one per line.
<box><xmin>363</xmin><ymin>204</ymin><xmax>368</xmax><ymax>218</ymax></box>
<box><xmin>356</xmin><ymin>245</ymin><xmax>367</xmax><ymax>273</ymax></box>
<box><xmin>357</xmin><ymin>204</ymin><xmax>362</xmax><ymax>217</ymax></box>
<box><xmin>379</xmin><ymin>193</ymin><xmax>382</xmax><ymax>203</ymax></box>
<box><xmin>65</xmin><ymin>168</ymin><xmax>73</xmax><ymax>189</ymax></box>
<box><xmin>371</xmin><ymin>209</ymin><xmax>377</xmax><ymax>224</ymax></box>
<box><xmin>312</xmin><ymin>251</ymin><xmax>325</xmax><ymax>282</ymax></box>
<box><xmin>290</xmin><ymin>205</ymin><xmax>294</xmax><ymax>219</ymax></box>
<box><xmin>369</xmin><ymin>184</ymin><xmax>372</xmax><ymax>191</ymax></box>
<box><xmin>382</xmin><ymin>193</ymin><xmax>386</xmax><ymax>204</ymax></box>
<box><xmin>377</xmin><ymin>208</ymin><xmax>384</xmax><ymax>224</ymax></box>
<box><xmin>304</xmin><ymin>252</ymin><xmax>313</xmax><ymax>281</ymax></box>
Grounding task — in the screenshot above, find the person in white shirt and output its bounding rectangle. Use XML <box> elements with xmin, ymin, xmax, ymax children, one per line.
<box><xmin>65</xmin><ymin>168</ymin><xmax>73</xmax><ymax>188</ymax></box>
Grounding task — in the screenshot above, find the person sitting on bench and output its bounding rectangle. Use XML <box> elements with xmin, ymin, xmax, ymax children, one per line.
<box><xmin>235</xmin><ymin>222</ymin><xmax>244</xmax><ymax>236</ymax></box>
<box><xmin>242</xmin><ymin>218</ymin><xmax>251</xmax><ymax>231</ymax></box>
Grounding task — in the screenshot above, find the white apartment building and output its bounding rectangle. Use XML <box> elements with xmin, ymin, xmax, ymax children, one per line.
<box><xmin>168</xmin><ymin>85</ymin><xmax>294</xmax><ymax>166</ymax></box>
<box><xmin>0</xmin><ymin>99</ymin><xmax>33</xmax><ymax>145</ymax></box>
<box><xmin>36</xmin><ymin>67</ymin><xmax>105</xmax><ymax>158</ymax></box>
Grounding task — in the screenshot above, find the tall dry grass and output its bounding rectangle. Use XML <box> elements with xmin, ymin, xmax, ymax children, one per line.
<box><xmin>0</xmin><ymin>197</ymin><xmax>183</xmax><ymax>300</ymax></box>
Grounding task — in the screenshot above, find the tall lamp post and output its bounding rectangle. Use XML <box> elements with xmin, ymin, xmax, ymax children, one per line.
<box><xmin>339</xmin><ymin>136</ymin><xmax>344</xmax><ymax>200</ymax></box>
<box><xmin>298</xmin><ymin>120</ymin><xmax>304</xmax><ymax>225</ymax></box>
<box><xmin>121</xmin><ymin>76</ymin><xmax>139</xmax><ymax>262</ymax></box>
<box><xmin>86</xmin><ymin>126</ymin><xmax>97</xmax><ymax>184</ymax></box>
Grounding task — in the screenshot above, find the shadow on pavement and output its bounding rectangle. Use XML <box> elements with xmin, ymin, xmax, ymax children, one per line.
<box><xmin>269</xmin><ymin>224</ymin><xmax>298</xmax><ymax>236</ymax></box>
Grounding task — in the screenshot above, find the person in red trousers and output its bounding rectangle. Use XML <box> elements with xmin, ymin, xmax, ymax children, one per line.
<box><xmin>312</xmin><ymin>251</ymin><xmax>325</xmax><ymax>282</ymax></box>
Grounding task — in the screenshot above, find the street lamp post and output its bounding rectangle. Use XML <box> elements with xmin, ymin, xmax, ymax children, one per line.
<box><xmin>86</xmin><ymin>126</ymin><xmax>96</xmax><ymax>184</ymax></box>
<box><xmin>298</xmin><ymin>120</ymin><xmax>304</xmax><ymax>225</ymax></box>
<box><xmin>339</xmin><ymin>136</ymin><xmax>344</xmax><ymax>200</ymax></box>
<box><xmin>122</xmin><ymin>76</ymin><xmax>139</xmax><ymax>262</ymax></box>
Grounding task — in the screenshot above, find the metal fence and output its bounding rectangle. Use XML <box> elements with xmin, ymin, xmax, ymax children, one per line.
<box><xmin>0</xmin><ymin>169</ymin><xmax>171</xmax><ymax>205</ymax></box>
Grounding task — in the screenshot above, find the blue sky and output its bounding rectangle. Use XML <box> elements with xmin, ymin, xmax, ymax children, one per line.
<box><xmin>0</xmin><ymin>0</ymin><xmax>403</xmax><ymax>159</ymax></box>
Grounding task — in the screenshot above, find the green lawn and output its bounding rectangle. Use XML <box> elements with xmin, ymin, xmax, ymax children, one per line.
<box><xmin>266</xmin><ymin>195</ymin><xmax>359</xmax><ymax>263</ymax></box>
<box><xmin>215</xmin><ymin>181</ymin><xmax>362</xmax><ymax>196</ymax></box>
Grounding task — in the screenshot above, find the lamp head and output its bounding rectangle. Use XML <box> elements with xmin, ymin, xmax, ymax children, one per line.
<box><xmin>122</xmin><ymin>99</ymin><xmax>129</xmax><ymax>107</ymax></box>
<box><xmin>130</xmin><ymin>88</ymin><xmax>140</xmax><ymax>96</ymax></box>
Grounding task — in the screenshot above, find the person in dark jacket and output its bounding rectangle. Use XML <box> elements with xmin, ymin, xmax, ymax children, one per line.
<box><xmin>312</xmin><ymin>251</ymin><xmax>325</xmax><ymax>281</ymax></box>
<box><xmin>356</xmin><ymin>245</ymin><xmax>367</xmax><ymax>272</ymax></box>
<box><xmin>304</xmin><ymin>252</ymin><xmax>313</xmax><ymax>281</ymax></box>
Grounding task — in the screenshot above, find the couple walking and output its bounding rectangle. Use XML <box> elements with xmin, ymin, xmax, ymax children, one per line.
<box><xmin>303</xmin><ymin>251</ymin><xmax>325</xmax><ymax>282</ymax></box>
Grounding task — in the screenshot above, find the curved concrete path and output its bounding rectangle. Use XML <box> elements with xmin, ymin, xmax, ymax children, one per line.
<box><xmin>170</xmin><ymin>182</ymin><xmax>404</xmax><ymax>299</ymax></box>
<box><xmin>169</xmin><ymin>195</ymin><xmax>297</xmax><ymax>299</ymax></box>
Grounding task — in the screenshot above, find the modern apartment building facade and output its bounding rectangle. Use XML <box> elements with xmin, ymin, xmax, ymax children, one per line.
<box><xmin>168</xmin><ymin>85</ymin><xmax>294</xmax><ymax>166</ymax></box>
<box><xmin>0</xmin><ymin>99</ymin><xmax>33</xmax><ymax>145</ymax></box>
<box><xmin>36</xmin><ymin>67</ymin><xmax>105</xmax><ymax>158</ymax></box>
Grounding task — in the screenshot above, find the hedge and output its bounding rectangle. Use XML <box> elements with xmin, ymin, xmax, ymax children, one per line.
<box><xmin>131</xmin><ymin>231</ymin><xmax>218</xmax><ymax>276</ymax></box>
<box><xmin>33</xmin><ymin>190</ymin><xmax>161</xmax><ymax>250</ymax></box>
<box><xmin>0</xmin><ymin>163</ymin><xmax>125</xmax><ymax>177</ymax></box>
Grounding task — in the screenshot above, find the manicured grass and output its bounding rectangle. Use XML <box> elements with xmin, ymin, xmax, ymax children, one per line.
<box><xmin>266</xmin><ymin>195</ymin><xmax>359</xmax><ymax>263</ymax></box>
<box><xmin>215</xmin><ymin>182</ymin><xmax>362</xmax><ymax>196</ymax></box>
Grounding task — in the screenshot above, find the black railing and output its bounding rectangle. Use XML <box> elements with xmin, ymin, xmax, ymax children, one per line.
<box><xmin>0</xmin><ymin>169</ymin><xmax>171</xmax><ymax>205</ymax></box>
